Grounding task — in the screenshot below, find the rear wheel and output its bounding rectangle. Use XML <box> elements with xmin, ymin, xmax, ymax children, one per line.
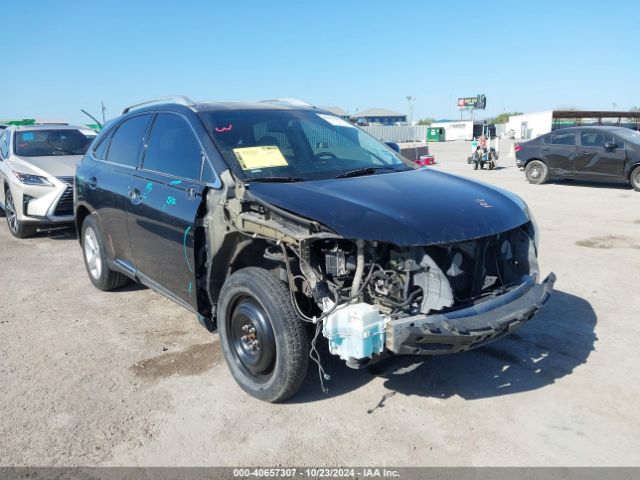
<box><xmin>5</xmin><ymin>189</ymin><xmax>37</xmax><ymax>238</ymax></box>
<box><xmin>525</xmin><ymin>160</ymin><xmax>549</xmax><ymax>185</ymax></box>
<box><xmin>81</xmin><ymin>215</ymin><xmax>128</xmax><ymax>291</ymax></box>
<box><xmin>630</xmin><ymin>166</ymin><xmax>640</xmax><ymax>192</ymax></box>
<box><xmin>218</xmin><ymin>267</ymin><xmax>309</xmax><ymax>402</ymax></box>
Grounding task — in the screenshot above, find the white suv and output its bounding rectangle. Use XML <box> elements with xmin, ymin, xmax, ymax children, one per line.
<box><xmin>0</xmin><ymin>124</ymin><xmax>97</xmax><ymax>238</ymax></box>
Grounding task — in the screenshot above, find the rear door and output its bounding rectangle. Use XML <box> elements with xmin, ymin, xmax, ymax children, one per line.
<box><xmin>86</xmin><ymin>114</ymin><xmax>152</xmax><ymax>268</ymax></box>
<box><xmin>126</xmin><ymin>112</ymin><xmax>206</xmax><ymax>309</ymax></box>
<box><xmin>575</xmin><ymin>130</ymin><xmax>626</xmax><ymax>179</ymax></box>
<box><xmin>542</xmin><ymin>131</ymin><xmax>577</xmax><ymax>176</ymax></box>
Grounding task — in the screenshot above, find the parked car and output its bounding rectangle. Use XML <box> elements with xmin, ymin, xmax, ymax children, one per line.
<box><xmin>75</xmin><ymin>97</ymin><xmax>555</xmax><ymax>402</ymax></box>
<box><xmin>0</xmin><ymin>124</ymin><xmax>97</xmax><ymax>237</ymax></box>
<box><xmin>515</xmin><ymin>126</ymin><xmax>640</xmax><ymax>191</ymax></box>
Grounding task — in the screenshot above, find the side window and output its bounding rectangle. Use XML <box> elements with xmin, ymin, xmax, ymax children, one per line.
<box><xmin>551</xmin><ymin>132</ymin><xmax>576</xmax><ymax>146</ymax></box>
<box><xmin>106</xmin><ymin>115</ymin><xmax>151</xmax><ymax>167</ymax></box>
<box><xmin>92</xmin><ymin>130</ymin><xmax>114</xmax><ymax>160</ymax></box>
<box><xmin>580</xmin><ymin>131</ymin><xmax>605</xmax><ymax>147</ymax></box>
<box><xmin>142</xmin><ymin>113</ymin><xmax>202</xmax><ymax>179</ymax></box>
<box><xmin>0</xmin><ymin>131</ymin><xmax>8</xmax><ymax>159</ymax></box>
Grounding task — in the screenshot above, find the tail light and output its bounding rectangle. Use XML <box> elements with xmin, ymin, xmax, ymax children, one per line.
<box><xmin>514</xmin><ymin>145</ymin><xmax>522</xmax><ymax>152</ymax></box>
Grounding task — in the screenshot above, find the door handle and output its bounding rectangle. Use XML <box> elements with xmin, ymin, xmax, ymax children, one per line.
<box><xmin>578</xmin><ymin>151</ymin><xmax>590</xmax><ymax>155</ymax></box>
<box><xmin>87</xmin><ymin>176</ymin><xmax>97</xmax><ymax>188</ymax></box>
<box><xmin>541</xmin><ymin>147</ymin><xmax>550</xmax><ymax>152</ymax></box>
<box><xmin>186</xmin><ymin>186</ymin><xmax>198</xmax><ymax>198</ymax></box>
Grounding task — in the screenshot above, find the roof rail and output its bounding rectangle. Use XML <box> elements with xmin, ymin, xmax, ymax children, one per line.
<box><xmin>259</xmin><ymin>98</ymin><xmax>315</xmax><ymax>108</ymax></box>
<box><xmin>122</xmin><ymin>95</ymin><xmax>194</xmax><ymax>114</ymax></box>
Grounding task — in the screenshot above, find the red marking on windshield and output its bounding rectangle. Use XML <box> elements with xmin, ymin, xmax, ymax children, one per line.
<box><xmin>215</xmin><ymin>124</ymin><xmax>233</xmax><ymax>133</ymax></box>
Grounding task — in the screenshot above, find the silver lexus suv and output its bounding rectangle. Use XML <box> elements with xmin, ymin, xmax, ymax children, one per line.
<box><xmin>0</xmin><ymin>124</ymin><xmax>97</xmax><ymax>238</ymax></box>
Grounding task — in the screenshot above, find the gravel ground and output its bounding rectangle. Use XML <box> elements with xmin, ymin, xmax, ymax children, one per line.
<box><xmin>1</xmin><ymin>140</ymin><xmax>639</xmax><ymax>466</ymax></box>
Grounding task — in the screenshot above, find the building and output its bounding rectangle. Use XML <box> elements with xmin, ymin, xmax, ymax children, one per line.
<box><xmin>320</xmin><ymin>106</ymin><xmax>349</xmax><ymax>119</ymax></box>
<box><xmin>429</xmin><ymin>120</ymin><xmax>485</xmax><ymax>141</ymax></box>
<box><xmin>352</xmin><ymin>108</ymin><xmax>407</xmax><ymax>126</ymax></box>
<box><xmin>507</xmin><ymin>110</ymin><xmax>640</xmax><ymax>140</ymax></box>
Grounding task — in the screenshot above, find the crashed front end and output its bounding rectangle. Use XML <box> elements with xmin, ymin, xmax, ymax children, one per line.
<box><xmin>218</xmin><ymin>183</ymin><xmax>555</xmax><ymax>368</ymax></box>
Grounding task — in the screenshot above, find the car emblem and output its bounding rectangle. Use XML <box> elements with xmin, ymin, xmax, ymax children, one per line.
<box><xmin>476</xmin><ymin>198</ymin><xmax>492</xmax><ymax>208</ymax></box>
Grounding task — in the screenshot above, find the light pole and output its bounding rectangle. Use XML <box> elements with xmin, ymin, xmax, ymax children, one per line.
<box><xmin>406</xmin><ymin>96</ymin><xmax>415</xmax><ymax>124</ymax></box>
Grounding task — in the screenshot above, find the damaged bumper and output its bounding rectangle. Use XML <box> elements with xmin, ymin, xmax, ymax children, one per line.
<box><xmin>385</xmin><ymin>273</ymin><xmax>556</xmax><ymax>355</ymax></box>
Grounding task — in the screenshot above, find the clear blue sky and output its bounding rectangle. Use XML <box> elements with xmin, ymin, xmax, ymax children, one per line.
<box><xmin>3</xmin><ymin>0</ymin><xmax>639</xmax><ymax>124</ymax></box>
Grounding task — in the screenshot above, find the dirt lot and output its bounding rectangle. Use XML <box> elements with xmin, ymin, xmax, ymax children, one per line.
<box><xmin>1</xmin><ymin>140</ymin><xmax>639</xmax><ymax>466</ymax></box>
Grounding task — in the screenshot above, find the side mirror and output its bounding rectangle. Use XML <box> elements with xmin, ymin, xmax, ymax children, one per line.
<box><xmin>604</xmin><ymin>141</ymin><xmax>616</xmax><ymax>150</ymax></box>
<box><xmin>385</xmin><ymin>142</ymin><xmax>400</xmax><ymax>153</ymax></box>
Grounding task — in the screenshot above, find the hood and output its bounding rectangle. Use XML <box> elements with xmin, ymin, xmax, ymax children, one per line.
<box><xmin>8</xmin><ymin>155</ymin><xmax>81</xmax><ymax>178</ymax></box>
<box><xmin>247</xmin><ymin>169</ymin><xmax>530</xmax><ymax>246</ymax></box>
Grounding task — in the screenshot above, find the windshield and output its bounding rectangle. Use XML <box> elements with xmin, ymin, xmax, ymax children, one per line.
<box><xmin>199</xmin><ymin>109</ymin><xmax>412</xmax><ymax>181</ymax></box>
<box><xmin>615</xmin><ymin>128</ymin><xmax>640</xmax><ymax>145</ymax></box>
<box><xmin>14</xmin><ymin>129</ymin><xmax>96</xmax><ymax>157</ymax></box>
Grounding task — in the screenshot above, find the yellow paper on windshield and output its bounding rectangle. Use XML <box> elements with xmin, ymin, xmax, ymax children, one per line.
<box><xmin>233</xmin><ymin>146</ymin><xmax>288</xmax><ymax>170</ymax></box>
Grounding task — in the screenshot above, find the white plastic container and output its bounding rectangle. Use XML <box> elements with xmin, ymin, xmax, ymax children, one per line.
<box><xmin>323</xmin><ymin>303</ymin><xmax>386</xmax><ymax>361</ymax></box>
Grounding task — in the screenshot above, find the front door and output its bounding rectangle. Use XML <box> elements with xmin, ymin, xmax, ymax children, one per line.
<box><xmin>575</xmin><ymin>130</ymin><xmax>627</xmax><ymax>179</ymax></box>
<box><xmin>126</xmin><ymin>113</ymin><xmax>206</xmax><ymax>309</ymax></box>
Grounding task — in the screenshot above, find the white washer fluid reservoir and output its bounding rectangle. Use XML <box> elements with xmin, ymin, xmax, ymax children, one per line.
<box><xmin>322</xmin><ymin>303</ymin><xmax>386</xmax><ymax>361</ymax></box>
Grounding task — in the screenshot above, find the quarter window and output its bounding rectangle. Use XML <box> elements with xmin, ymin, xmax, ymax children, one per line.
<box><xmin>550</xmin><ymin>132</ymin><xmax>576</xmax><ymax>145</ymax></box>
<box><xmin>92</xmin><ymin>131</ymin><xmax>113</xmax><ymax>160</ymax></box>
<box><xmin>0</xmin><ymin>131</ymin><xmax>8</xmax><ymax>158</ymax></box>
<box><xmin>142</xmin><ymin>113</ymin><xmax>202</xmax><ymax>179</ymax></box>
<box><xmin>106</xmin><ymin>115</ymin><xmax>151</xmax><ymax>167</ymax></box>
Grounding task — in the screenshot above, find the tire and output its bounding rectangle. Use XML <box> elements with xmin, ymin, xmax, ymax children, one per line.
<box><xmin>81</xmin><ymin>215</ymin><xmax>128</xmax><ymax>291</ymax></box>
<box><xmin>218</xmin><ymin>267</ymin><xmax>309</xmax><ymax>402</ymax></box>
<box><xmin>5</xmin><ymin>189</ymin><xmax>37</xmax><ymax>238</ymax></box>
<box><xmin>630</xmin><ymin>166</ymin><xmax>640</xmax><ymax>192</ymax></box>
<box><xmin>525</xmin><ymin>160</ymin><xmax>549</xmax><ymax>185</ymax></box>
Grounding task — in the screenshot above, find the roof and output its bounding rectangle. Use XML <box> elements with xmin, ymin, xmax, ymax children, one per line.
<box><xmin>354</xmin><ymin>108</ymin><xmax>406</xmax><ymax>118</ymax></box>
<box><xmin>13</xmin><ymin>124</ymin><xmax>87</xmax><ymax>131</ymax></box>
<box><xmin>553</xmin><ymin>110</ymin><xmax>640</xmax><ymax>118</ymax></box>
<box><xmin>320</xmin><ymin>106</ymin><xmax>348</xmax><ymax>117</ymax></box>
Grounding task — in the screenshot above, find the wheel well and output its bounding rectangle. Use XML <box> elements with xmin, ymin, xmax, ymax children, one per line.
<box><xmin>75</xmin><ymin>205</ymin><xmax>91</xmax><ymax>234</ymax></box>
<box><xmin>629</xmin><ymin>163</ymin><xmax>640</xmax><ymax>179</ymax></box>
<box><xmin>524</xmin><ymin>158</ymin><xmax>545</xmax><ymax>167</ymax></box>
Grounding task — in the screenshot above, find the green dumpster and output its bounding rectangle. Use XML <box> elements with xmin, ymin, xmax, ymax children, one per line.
<box><xmin>427</xmin><ymin>127</ymin><xmax>445</xmax><ymax>142</ymax></box>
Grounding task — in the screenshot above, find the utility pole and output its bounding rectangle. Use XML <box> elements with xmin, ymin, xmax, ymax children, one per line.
<box><xmin>101</xmin><ymin>101</ymin><xmax>106</xmax><ymax>124</ymax></box>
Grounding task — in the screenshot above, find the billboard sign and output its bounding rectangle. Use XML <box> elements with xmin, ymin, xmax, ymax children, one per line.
<box><xmin>457</xmin><ymin>94</ymin><xmax>486</xmax><ymax>110</ymax></box>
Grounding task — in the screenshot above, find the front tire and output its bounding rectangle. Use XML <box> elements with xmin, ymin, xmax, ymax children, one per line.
<box><xmin>630</xmin><ymin>166</ymin><xmax>640</xmax><ymax>192</ymax></box>
<box><xmin>81</xmin><ymin>215</ymin><xmax>128</xmax><ymax>291</ymax></box>
<box><xmin>218</xmin><ymin>267</ymin><xmax>309</xmax><ymax>402</ymax></box>
<box><xmin>5</xmin><ymin>189</ymin><xmax>37</xmax><ymax>238</ymax></box>
<box><xmin>525</xmin><ymin>160</ymin><xmax>549</xmax><ymax>184</ymax></box>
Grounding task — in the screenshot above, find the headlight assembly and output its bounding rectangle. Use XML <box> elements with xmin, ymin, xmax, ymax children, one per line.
<box><xmin>13</xmin><ymin>172</ymin><xmax>53</xmax><ymax>186</ymax></box>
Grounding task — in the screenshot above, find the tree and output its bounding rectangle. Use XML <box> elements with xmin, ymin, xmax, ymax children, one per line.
<box><xmin>630</xmin><ymin>106</ymin><xmax>640</xmax><ymax>112</ymax></box>
<box><xmin>417</xmin><ymin>118</ymin><xmax>435</xmax><ymax>125</ymax></box>
<box><xmin>487</xmin><ymin>112</ymin><xmax>522</xmax><ymax>124</ymax></box>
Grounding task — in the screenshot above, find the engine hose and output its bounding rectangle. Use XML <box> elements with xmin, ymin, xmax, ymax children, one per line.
<box><xmin>350</xmin><ymin>240</ymin><xmax>365</xmax><ymax>299</ymax></box>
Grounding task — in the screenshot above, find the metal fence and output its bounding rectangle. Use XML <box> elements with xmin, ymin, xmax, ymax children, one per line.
<box><xmin>360</xmin><ymin>125</ymin><xmax>428</xmax><ymax>142</ymax></box>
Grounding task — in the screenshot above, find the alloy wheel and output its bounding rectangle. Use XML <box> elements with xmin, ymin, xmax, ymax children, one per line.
<box><xmin>83</xmin><ymin>226</ymin><xmax>103</xmax><ymax>280</ymax></box>
<box><xmin>5</xmin><ymin>191</ymin><xmax>18</xmax><ymax>234</ymax></box>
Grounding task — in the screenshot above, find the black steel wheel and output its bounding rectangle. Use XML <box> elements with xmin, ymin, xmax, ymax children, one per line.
<box><xmin>218</xmin><ymin>267</ymin><xmax>309</xmax><ymax>402</ymax></box>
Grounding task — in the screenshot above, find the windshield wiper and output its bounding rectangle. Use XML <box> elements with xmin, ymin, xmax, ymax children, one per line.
<box><xmin>247</xmin><ymin>176</ymin><xmax>305</xmax><ymax>183</ymax></box>
<box><xmin>335</xmin><ymin>166</ymin><xmax>399</xmax><ymax>179</ymax></box>
<box><xmin>46</xmin><ymin>141</ymin><xmax>76</xmax><ymax>155</ymax></box>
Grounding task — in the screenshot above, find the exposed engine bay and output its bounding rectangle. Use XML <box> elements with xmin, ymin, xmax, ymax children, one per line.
<box><xmin>204</xmin><ymin>176</ymin><xmax>542</xmax><ymax>371</ymax></box>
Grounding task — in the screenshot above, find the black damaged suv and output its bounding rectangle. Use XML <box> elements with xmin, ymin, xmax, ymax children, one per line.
<box><xmin>75</xmin><ymin>97</ymin><xmax>555</xmax><ymax>402</ymax></box>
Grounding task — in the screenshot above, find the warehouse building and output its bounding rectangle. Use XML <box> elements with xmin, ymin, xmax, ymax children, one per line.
<box><xmin>352</xmin><ymin>108</ymin><xmax>407</xmax><ymax>126</ymax></box>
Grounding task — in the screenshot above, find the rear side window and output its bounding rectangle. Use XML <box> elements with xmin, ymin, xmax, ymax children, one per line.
<box><xmin>551</xmin><ymin>132</ymin><xmax>576</xmax><ymax>145</ymax></box>
<box><xmin>106</xmin><ymin>115</ymin><xmax>151</xmax><ymax>167</ymax></box>
<box><xmin>142</xmin><ymin>113</ymin><xmax>202</xmax><ymax>179</ymax></box>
